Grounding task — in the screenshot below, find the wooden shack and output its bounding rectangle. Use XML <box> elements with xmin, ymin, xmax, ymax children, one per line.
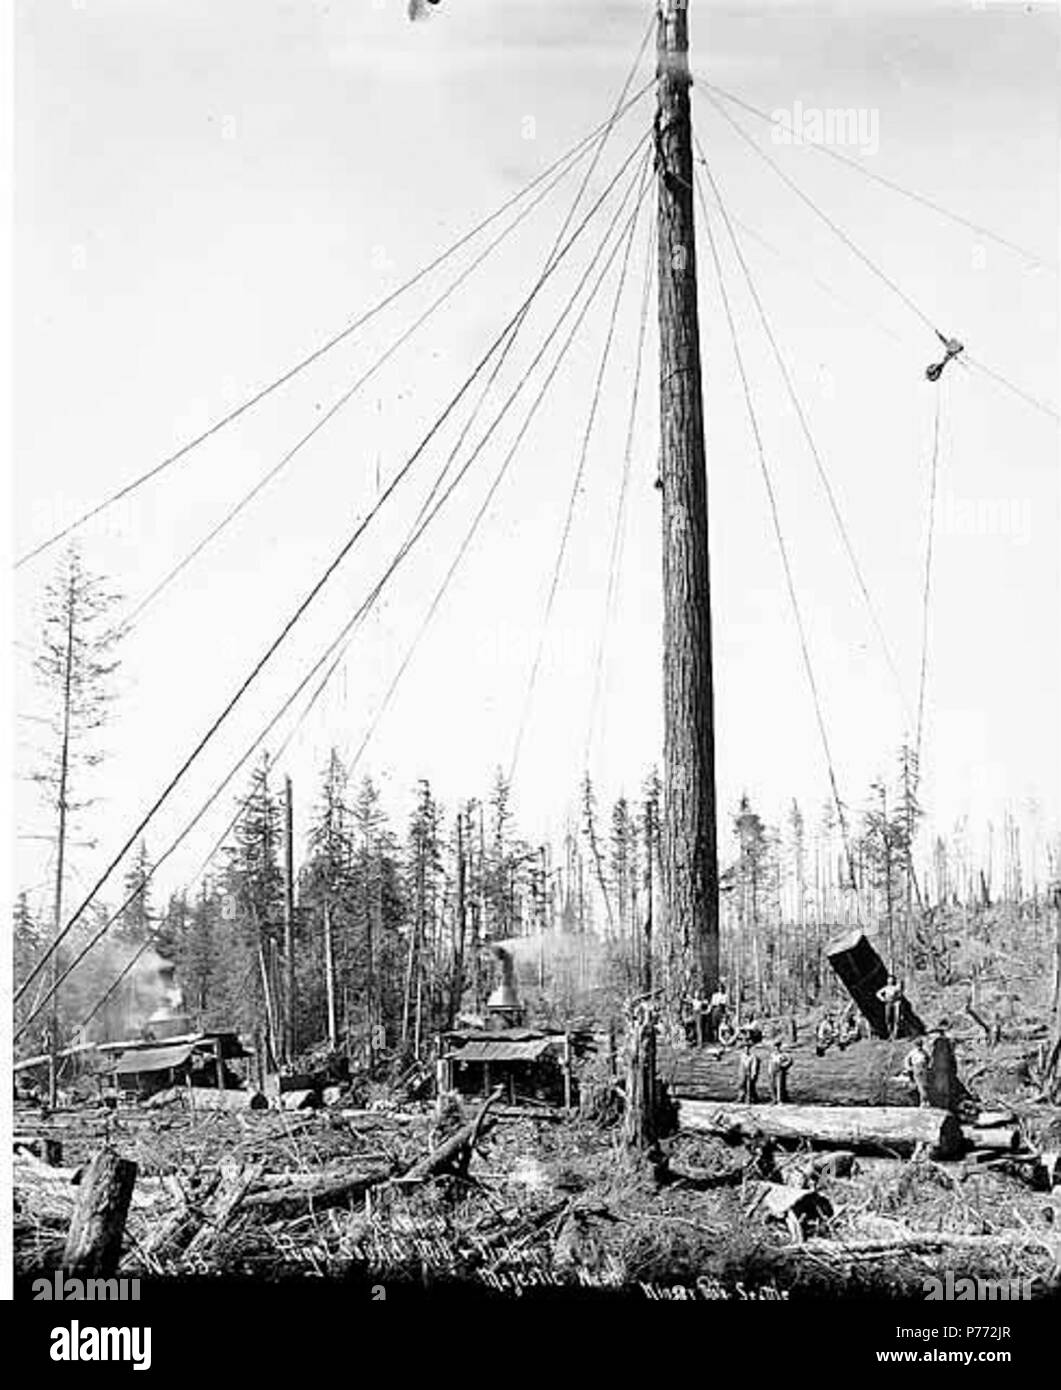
<box><xmin>99</xmin><ymin>1031</ymin><xmax>248</xmax><ymax>1099</ymax></box>
<box><xmin>442</xmin><ymin>1028</ymin><xmax>571</xmax><ymax>1107</ymax></box>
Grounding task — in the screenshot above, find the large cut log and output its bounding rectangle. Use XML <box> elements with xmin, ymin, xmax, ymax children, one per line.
<box><xmin>679</xmin><ymin>1099</ymin><xmax>963</xmax><ymax>1158</ymax></box>
<box><xmin>826</xmin><ymin>930</ymin><xmax>925</xmax><ymax>1038</ymax></box>
<box><xmin>661</xmin><ymin>1036</ymin><xmax>959</xmax><ymax>1110</ymax></box>
<box><xmin>187</xmin><ymin>1087</ymin><xmax>267</xmax><ymax>1111</ymax></box>
<box><xmin>62</xmin><ymin>1147</ymin><xmax>138</xmax><ymax>1276</ymax></box>
<box><xmin>240</xmin><ymin>1164</ymin><xmax>393</xmax><ymax>1219</ymax></box>
<box><xmin>961</xmin><ymin>1125</ymin><xmax>1020</xmax><ymax>1152</ymax></box>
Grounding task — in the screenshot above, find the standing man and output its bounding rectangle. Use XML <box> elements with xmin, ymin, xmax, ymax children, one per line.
<box><xmin>737</xmin><ymin>1035</ymin><xmax>760</xmax><ymax>1104</ymax></box>
<box><xmin>877</xmin><ymin>975</ymin><xmax>905</xmax><ymax>1039</ymax></box>
<box><xmin>707</xmin><ymin>979</ymin><xmax>729</xmax><ymax>1043</ymax></box>
<box><xmin>814</xmin><ymin>1012</ymin><xmax>835</xmax><ymax>1058</ymax></box>
<box><xmin>767</xmin><ymin>1038</ymin><xmax>793</xmax><ymax>1104</ymax></box>
<box><xmin>904</xmin><ymin>1035</ymin><xmax>931</xmax><ymax>1106</ymax></box>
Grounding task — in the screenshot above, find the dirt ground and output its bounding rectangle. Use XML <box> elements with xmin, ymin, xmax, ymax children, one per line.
<box><xmin>13</xmin><ymin>1042</ymin><xmax>1061</xmax><ymax>1299</ymax></box>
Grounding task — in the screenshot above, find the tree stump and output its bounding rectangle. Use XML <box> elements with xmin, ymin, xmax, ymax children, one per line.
<box><xmin>62</xmin><ymin>1147</ymin><xmax>137</xmax><ymax>1277</ymax></box>
<box><xmin>623</xmin><ymin>1003</ymin><xmax>659</xmax><ymax>1151</ymax></box>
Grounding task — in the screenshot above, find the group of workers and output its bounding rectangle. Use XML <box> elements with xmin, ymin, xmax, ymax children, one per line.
<box><xmin>702</xmin><ymin>969</ymin><xmax>938</xmax><ymax>1108</ymax></box>
<box><xmin>736</xmin><ymin>1033</ymin><xmax>792</xmax><ymax>1105</ymax></box>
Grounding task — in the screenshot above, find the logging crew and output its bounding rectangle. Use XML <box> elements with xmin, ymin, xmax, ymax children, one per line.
<box><xmin>767</xmin><ymin>1039</ymin><xmax>793</xmax><ymax>1104</ymax></box>
<box><xmin>737</xmin><ymin>1038</ymin><xmax>760</xmax><ymax>1104</ymax></box>
<box><xmin>877</xmin><ymin>975</ymin><xmax>905</xmax><ymax>1039</ymax></box>
<box><xmin>904</xmin><ymin>1036</ymin><xmax>931</xmax><ymax>1106</ymax></box>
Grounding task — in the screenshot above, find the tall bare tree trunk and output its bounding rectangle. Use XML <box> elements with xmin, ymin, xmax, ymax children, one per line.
<box><xmin>283</xmin><ymin>775</ymin><xmax>295</xmax><ymax>1062</ymax></box>
<box><xmin>657</xmin><ymin>0</ymin><xmax>718</xmax><ymax>999</ymax></box>
<box><xmin>47</xmin><ymin>573</ymin><xmax>77</xmax><ymax>1107</ymax></box>
<box><xmin>323</xmin><ymin>901</ymin><xmax>337</xmax><ymax>1051</ymax></box>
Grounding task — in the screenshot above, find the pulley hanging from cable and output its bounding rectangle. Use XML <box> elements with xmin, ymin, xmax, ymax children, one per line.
<box><xmin>925</xmin><ymin>330</ymin><xmax>964</xmax><ymax>382</ymax></box>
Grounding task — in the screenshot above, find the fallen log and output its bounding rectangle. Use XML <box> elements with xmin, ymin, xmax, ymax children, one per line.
<box><xmin>62</xmin><ymin>1148</ymin><xmax>138</xmax><ymax>1277</ymax></box>
<box><xmin>141</xmin><ymin>1174</ymin><xmax>220</xmax><ymax>1260</ymax></box>
<box><xmin>240</xmin><ymin>1164</ymin><xmax>392</xmax><ymax>1219</ymax></box>
<box><xmin>662</xmin><ymin>1037</ymin><xmax>960</xmax><ymax>1110</ymax></box>
<box><xmin>826</xmin><ymin>930</ymin><xmax>925</xmax><ymax>1038</ymax></box>
<box><xmin>679</xmin><ymin>1100</ymin><xmax>964</xmax><ymax>1159</ymax></box>
<box><xmin>400</xmin><ymin>1086</ymin><xmax>503</xmax><ymax>1183</ymax></box>
<box><xmin>187</xmin><ymin>1087</ymin><xmax>267</xmax><ymax>1112</ymax></box>
<box><xmin>184</xmin><ymin>1159</ymin><xmax>263</xmax><ymax>1258</ymax></box>
<box><xmin>961</xmin><ymin>1125</ymin><xmax>1020</xmax><ymax>1152</ymax></box>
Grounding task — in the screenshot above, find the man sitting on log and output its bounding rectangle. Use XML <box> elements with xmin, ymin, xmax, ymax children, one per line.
<box><xmin>837</xmin><ymin>1005</ymin><xmax>861</xmax><ymax>1050</ymax></box>
<box><xmin>877</xmin><ymin>975</ymin><xmax>905</xmax><ymax>1039</ymax></box>
<box><xmin>767</xmin><ymin>1039</ymin><xmax>792</xmax><ymax>1104</ymax></box>
<box><xmin>737</xmin><ymin>1037</ymin><xmax>760</xmax><ymax>1104</ymax></box>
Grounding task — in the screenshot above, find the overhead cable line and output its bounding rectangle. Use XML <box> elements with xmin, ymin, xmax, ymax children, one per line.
<box><xmin>15</xmin><ymin>129</ymin><xmax>651</xmax><ymax>1010</ymax></box>
<box><xmin>694</xmin><ymin>131</ymin><xmax>913</xmax><ymax>728</ymax></box>
<box><xmin>915</xmin><ymin>387</ymin><xmax>943</xmax><ymax>770</ymax></box>
<box><xmin>508</xmin><ymin>156</ymin><xmax>652</xmax><ymax>785</ymax></box>
<box><xmin>696</xmin><ymin>168</ymin><xmax>858</xmax><ymax>890</ymax></box>
<box><xmin>703</xmin><ymin>91</ymin><xmax>1060</xmax><ymax>425</ymax></box>
<box><xmin>14</xmin><ymin>80</ymin><xmax>654</xmax><ymax>570</ymax></box>
<box><xmin>699</xmin><ymin>79</ymin><xmax>1058</xmax><ymax>274</ymax></box>
<box><xmin>703</xmin><ymin>90</ymin><xmax>941</xmax><ymax>337</ymax></box>
<box><xmin>119</xmin><ymin>133</ymin><xmax>610</xmax><ymax>634</ymax></box>
<box><xmin>583</xmin><ymin>213</ymin><xmax>656</xmax><ymax>769</ymax></box>
<box><xmin>17</xmin><ymin>133</ymin><xmax>654</xmax><ymax>1034</ymax></box>
<box><xmin>345</xmin><ymin>166</ymin><xmax>656</xmax><ymax>791</ymax></box>
<box><xmin>400</xmin><ymin>6</ymin><xmax>657</xmax><ymax>555</ymax></box>
<box><xmin>697</xmin><ymin>182</ymin><xmax>909</xmax><ymax>347</ymax></box>
<box><xmin>40</xmin><ymin>16</ymin><xmax>669</xmax><ymax>1039</ymax></box>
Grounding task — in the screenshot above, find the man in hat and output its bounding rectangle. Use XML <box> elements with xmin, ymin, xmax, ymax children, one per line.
<box><xmin>814</xmin><ymin>1012</ymin><xmax>835</xmax><ymax>1058</ymax></box>
<box><xmin>837</xmin><ymin>1004</ymin><xmax>860</xmax><ymax>1050</ymax></box>
<box><xmin>737</xmin><ymin>1036</ymin><xmax>761</xmax><ymax>1104</ymax></box>
<box><xmin>767</xmin><ymin>1038</ymin><xmax>793</xmax><ymax>1104</ymax></box>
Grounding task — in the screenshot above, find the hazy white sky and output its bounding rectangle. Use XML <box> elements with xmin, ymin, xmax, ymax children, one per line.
<box><xmin>11</xmin><ymin>0</ymin><xmax>1060</xmax><ymax>920</ymax></box>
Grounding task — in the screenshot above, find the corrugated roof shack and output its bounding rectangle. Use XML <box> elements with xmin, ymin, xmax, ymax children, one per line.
<box><xmin>442</xmin><ymin>1029</ymin><xmax>572</xmax><ymax>1107</ymax></box>
<box><xmin>100</xmin><ymin>1032</ymin><xmax>248</xmax><ymax>1099</ymax></box>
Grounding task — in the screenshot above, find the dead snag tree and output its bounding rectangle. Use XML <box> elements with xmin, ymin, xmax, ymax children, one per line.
<box><xmin>29</xmin><ymin>546</ymin><xmax>121</xmax><ymax>1103</ymax></box>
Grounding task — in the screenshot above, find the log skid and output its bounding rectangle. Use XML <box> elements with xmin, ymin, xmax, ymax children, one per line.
<box><xmin>679</xmin><ymin>1099</ymin><xmax>964</xmax><ymax>1159</ymax></box>
<box><xmin>661</xmin><ymin>1036</ymin><xmax>960</xmax><ymax>1111</ymax></box>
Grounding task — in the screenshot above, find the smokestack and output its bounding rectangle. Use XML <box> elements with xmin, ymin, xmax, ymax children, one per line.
<box><xmin>486</xmin><ymin>947</ymin><xmax>523</xmax><ymax>1027</ymax></box>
